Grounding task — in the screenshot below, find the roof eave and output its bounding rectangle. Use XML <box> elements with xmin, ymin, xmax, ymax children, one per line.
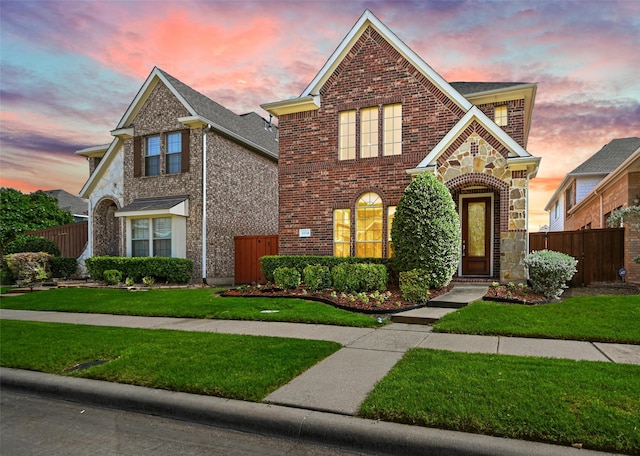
<box><xmin>261</xmin><ymin>95</ymin><xmax>320</xmax><ymax>117</ymax></box>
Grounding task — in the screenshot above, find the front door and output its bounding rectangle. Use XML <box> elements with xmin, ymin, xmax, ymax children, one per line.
<box><xmin>462</xmin><ymin>197</ymin><xmax>491</xmax><ymax>276</ymax></box>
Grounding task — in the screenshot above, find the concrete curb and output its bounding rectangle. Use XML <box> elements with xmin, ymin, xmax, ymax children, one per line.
<box><xmin>0</xmin><ymin>368</ymin><xmax>610</xmax><ymax>456</ymax></box>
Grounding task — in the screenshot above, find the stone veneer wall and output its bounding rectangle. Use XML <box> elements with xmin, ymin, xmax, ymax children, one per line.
<box><xmin>437</xmin><ymin>133</ymin><xmax>529</xmax><ymax>281</ymax></box>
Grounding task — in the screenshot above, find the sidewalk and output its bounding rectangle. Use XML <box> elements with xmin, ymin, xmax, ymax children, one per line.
<box><xmin>1</xmin><ymin>307</ymin><xmax>636</xmax><ymax>455</ymax></box>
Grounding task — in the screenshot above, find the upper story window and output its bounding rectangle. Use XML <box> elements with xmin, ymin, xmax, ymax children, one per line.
<box><xmin>166</xmin><ymin>132</ymin><xmax>182</xmax><ymax>174</ymax></box>
<box><xmin>383</xmin><ymin>104</ymin><xmax>402</xmax><ymax>156</ymax></box>
<box><xmin>145</xmin><ymin>135</ymin><xmax>161</xmax><ymax>176</ymax></box>
<box><xmin>494</xmin><ymin>105</ymin><xmax>508</xmax><ymax>126</ymax></box>
<box><xmin>134</xmin><ymin>130</ymin><xmax>190</xmax><ymax>178</ymax></box>
<box><xmin>360</xmin><ymin>107</ymin><xmax>378</xmax><ymax>158</ymax></box>
<box><xmin>339</xmin><ymin>110</ymin><xmax>356</xmax><ymax>160</ymax></box>
<box><xmin>339</xmin><ymin>104</ymin><xmax>402</xmax><ymax>160</ymax></box>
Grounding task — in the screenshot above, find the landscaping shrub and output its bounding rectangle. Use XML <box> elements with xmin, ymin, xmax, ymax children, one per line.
<box><xmin>261</xmin><ymin>255</ymin><xmax>388</xmax><ymax>282</ymax></box>
<box><xmin>85</xmin><ymin>256</ymin><xmax>193</xmax><ymax>283</ymax></box>
<box><xmin>399</xmin><ymin>269</ymin><xmax>431</xmax><ymax>303</ymax></box>
<box><xmin>103</xmin><ymin>270</ymin><xmax>123</xmax><ymax>285</ymax></box>
<box><xmin>391</xmin><ymin>172</ymin><xmax>460</xmax><ymax>289</ymax></box>
<box><xmin>4</xmin><ymin>252</ymin><xmax>50</xmax><ymax>287</ymax></box>
<box><xmin>273</xmin><ymin>267</ymin><xmax>301</xmax><ymax>289</ymax></box>
<box><xmin>303</xmin><ymin>265</ymin><xmax>331</xmax><ymax>291</ymax></box>
<box><xmin>331</xmin><ymin>263</ymin><xmax>387</xmax><ymax>292</ymax></box>
<box><xmin>49</xmin><ymin>257</ymin><xmax>78</xmax><ymax>278</ymax></box>
<box><xmin>524</xmin><ymin>250</ymin><xmax>578</xmax><ymax>299</ymax></box>
<box><xmin>4</xmin><ymin>235</ymin><xmax>61</xmax><ymax>256</ymax></box>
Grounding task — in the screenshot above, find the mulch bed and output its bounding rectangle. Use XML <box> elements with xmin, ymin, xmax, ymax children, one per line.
<box><xmin>223</xmin><ymin>284</ymin><xmax>452</xmax><ymax>314</ymax></box>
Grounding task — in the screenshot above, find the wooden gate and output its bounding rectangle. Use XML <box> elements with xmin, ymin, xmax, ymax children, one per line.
<box><xmin>234</xmin><ymin>235</ymin><xmax>279</xmax><ymax>284</ymax></box>
<box><xmin>529</xmin><ymin>228</ymin><xmax>624</xmax><ymax>286</ymax></box>
<box><xmin>26</xmin><ymin>221</ymin><xmax>88</xmax><ymax>258</ymax></box>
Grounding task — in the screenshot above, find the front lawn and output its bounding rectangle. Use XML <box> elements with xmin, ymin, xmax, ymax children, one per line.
<box><xmin>0</xmin><ymin>320</ymin><xmax>341</xmax><ymax>402</ymax></box>
<box><xmin>360</xmin><ymin>349</ymin><xmax>640</xmax><ymax>454</ymax></box>
<box><xmin>434</xmin><ymin>295</ymin><xmax>640</xmax><ymax>344</ymax></box>
<box><xmin>0</xmin><ymin>287</ymin><xmax>382</xmax><ymax>328</ymax></box>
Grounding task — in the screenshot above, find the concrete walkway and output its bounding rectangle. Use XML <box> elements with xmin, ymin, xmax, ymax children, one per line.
<box><xmin>2</xmin><ymin>304</ymin><xmax>636</xmax><ymax>455</ymax></box>
<box><xmin>2</xmin><ymin>308</ymin><xmax>639</xmax><ymax>419</ymax></box>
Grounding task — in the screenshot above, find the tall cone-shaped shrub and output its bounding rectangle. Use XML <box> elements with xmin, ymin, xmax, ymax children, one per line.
<box><xmin>391</xmin><ymin>172</ymin><xmax>461</xmax><ymax>289</ymax></box>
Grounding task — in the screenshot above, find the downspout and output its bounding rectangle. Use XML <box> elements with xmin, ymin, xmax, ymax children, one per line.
<box><xmin>525</xmin><ymin>172</ymin><xmax>530</xmax><ymax>280</ymax></box>
<box><xmin>202</xmin><ymin>125</ymin><xmax>210</xmax><ymax>284</ymax></box>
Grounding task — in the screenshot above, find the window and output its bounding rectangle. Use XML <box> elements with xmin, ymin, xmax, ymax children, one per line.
<box><xmin>356</xmin><ymin>193</ymin><xmax>383</xmax><ymax>258</ymax></box>
<box><xmin>339</xmin><ymin>110</ymin><xmax>356</xmax><ymax>160</ymax></box>
<box><xmin>387</xmin><ymin>206</ymin><xmax>396</xmax><ymax>257</ymax></box>
<box><xmin>360</xmin><ymin>107</ymin><xmax>378</xmax><ymax>158</ymax></box>
<box><xmin>333</xmin><ymin>209</ymin><xmax>351</xmax><ymax>257</ymax></box>
<box><xmin>494</xmin><ymin>105</ymin><xmax>508</xmax><ymax>127</ymax></box>
<box><xmin>565</xmin><ymin>183</ymin><xmax>575</xmax><ymax>215</ymax></box>
<box><xmin>145</xmin><ymin>135</ymin><xmax>160</xmax><ymax>176</ymax></box>
<box><xmin>166</xmin><ymin>132</ymin><xmax>182</xmax><ymax>174</ymax></box>
<box><xmin>554</xmin><ymin>201</ymin><xmax>560</xmax><ymax>219</ymax></box>
<box><xmin>131</xmin><ymin>217</ymin><xmax>172</xmax><ymax>257</ymax></box>
<box><xmin>153</xmin><ymin>217</ymin><xmax>172</xmax><ymax>257</ymax></box>
<box><xmin>383</xmin><ymin>104</ymin><xmax>402</xmax><ymax>156</ymax></box>
<box><xmin>131</xmin><ymin>219</ymin><xmax>150</xmax><ymax>257</ymax></box>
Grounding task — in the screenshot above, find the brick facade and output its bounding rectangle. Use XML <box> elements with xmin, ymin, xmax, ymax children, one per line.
<box><xmin>275</xmin><ymin>24</ymin><xmax>534</xmax><ymax>282</ymax></box>
<box><xmin>84</xmin><ymin>77</ymin><xmax>278</xmax><ymax>284</ymax></box>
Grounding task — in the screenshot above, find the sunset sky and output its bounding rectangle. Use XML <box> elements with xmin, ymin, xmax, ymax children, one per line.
<box><xmin>1</xmin><ymin>0</ymin><xmax>639</xmax><ymax>230</ymax></box>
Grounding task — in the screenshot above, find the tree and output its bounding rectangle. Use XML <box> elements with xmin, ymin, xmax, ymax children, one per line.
<box><xmin>391</xmin><ymin>172</ymin><xmax>461</xmax><ymax>289</ymax></box>
<box><xmin>0</xmin><ymin>188</ymin><xmax>74</xmax><ymax>251</ymax></box>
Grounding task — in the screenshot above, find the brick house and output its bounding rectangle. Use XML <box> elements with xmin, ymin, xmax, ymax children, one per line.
<box><xmin>262</xmin><ymin>10</ymin><xmax>540</xmax><ymax>282</ymax></box>
<box><xmin>77</xmin><ymin>67</ymin><xmax>279</xmax><ymax>284</ymax></box>
<box><xmin>544</xmin><ymin>137</ymin><xmax>640</xmax><ymax>282</ymax></box>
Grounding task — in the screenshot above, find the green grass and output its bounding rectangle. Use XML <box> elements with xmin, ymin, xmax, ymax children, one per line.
<box><xmin>359</xmin><ymin>349</ymin><xmax>640</xmax><ymax>454</ymax></box>
<box><xmin>434</xmin><ymin>295</ymin><xmax>640</xmax><ymax>344</ymax></box>
<box><xmin>0</xmin><ymin>287</ymin><xmax>382</xmax><ymax>327</ymax></box>
<box><xmin>0</xmin><ymin>320</ymin><xmax>340</xmax><ymax>402</ymax></box>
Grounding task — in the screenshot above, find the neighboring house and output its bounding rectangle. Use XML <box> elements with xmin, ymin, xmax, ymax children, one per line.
<box><xmin>77</xmin><ymin>67</ymin><xmax>279</xmax><ymax>284</ymax></box>
<box><xmin>544</xmin><ymin>137</ymin><xmax>640</xmax><ymax>283</ymax></box>
<box><xmin>262</xmin><ymin>10</ymin><xmax>540</xmax><ymax>282</ymax></box>
<box><xmin>544</xmin><ymin>137</ymin><xmax>640</xmax><ymax>231</ymax></box>
<box><xmin>43</xmin><ymin>189</ymin><xmax>88</xmax><ymax>222</ymax></box>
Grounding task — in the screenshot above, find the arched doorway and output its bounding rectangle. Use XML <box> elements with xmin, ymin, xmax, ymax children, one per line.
<box><xmin>93</xmin><ymin>198</ymin><xmax>120</xmax><ymax>256</ymax></box>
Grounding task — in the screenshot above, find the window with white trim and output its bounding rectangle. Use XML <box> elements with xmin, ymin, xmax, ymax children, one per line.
<box><xmin>383</xmin><ymin>104</ymin><xmax>402</xmax><ymax>156</ymax></box>
<box><xmin>494</xmin><ymin>105</ymin><xmax>508</xmax><ymax>127</ymax></box>
<box><xmin>131</xmin><ymin>217</ymin><xmax>172</xmax><ymax>257</ymax></box>
<box><xmin>339</xmin><ymin>110</ymin><xmax>356</xmax><ymax>160</ymax></box>
<box><xmin>333</xmin><ymin>209</ymin><xmax>351</xmax><ymax>257</ymax></box>
<box><xmin>387</xmin><ymin>206</ymin><xmax>396</xmax><ymax>257</ymax></box>
<box><xmin>360</xmin><ymin>107</ymin><xmax>378</xmax><ymax>158</ymax></box>
<box><xmin>166</xmin><ymin>132</ymin><xmax>182</xmax><ymax>174</ymax></box>
<box><xmin>145</xmin><ymin>135</ymin><xmax>160</xmax><ymax>176</ymax></box>
<box><xmin>356</xmin><ymin>192</ymin><xmax>383</xmax><ymax>258</ymax></box>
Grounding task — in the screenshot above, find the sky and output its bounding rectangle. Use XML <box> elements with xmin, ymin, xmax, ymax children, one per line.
<box><xmin>1</xmin><ymin>0</ymin><xmax>639</xmax><ymax>230</ymax></box>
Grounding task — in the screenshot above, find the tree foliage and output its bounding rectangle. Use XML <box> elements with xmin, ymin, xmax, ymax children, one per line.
<box><xmin>391</xmin><ymin>172</ymin><xmax>461</xmax><ymax>289</ymax></box>
<box><xmin>0</xmin><ymin>188</ymin><xmax>73</xmax><ymax>250</ymax></box>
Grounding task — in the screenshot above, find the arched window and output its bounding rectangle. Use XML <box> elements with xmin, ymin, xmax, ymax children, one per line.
<box><xmin>356</xmin><ymin>192</ymin><xmax>383</xmax><ymax>258</ymax></box>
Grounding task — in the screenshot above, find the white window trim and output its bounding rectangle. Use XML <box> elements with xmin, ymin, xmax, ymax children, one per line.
<box><xmin>124</xmin><ymin>215</ymin><xmax>186</xmax><ymax>258</ymax></box>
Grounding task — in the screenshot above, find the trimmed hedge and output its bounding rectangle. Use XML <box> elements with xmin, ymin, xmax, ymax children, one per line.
<box><xmin>273</xmin><ymin>267</ymin><xmax>301</xmax><ymax>289</ymax></box>
<box><xmin>303</xmin><ymin>265</ymin><xmax>332</xmax><ymax>291</ymax></box>
<box><xmin>85</xmin><ymin>256</ymin><xmax>193</xmax><ymax>284</ymax></box>
<box><xmin>332</xmin><ymin>263</ymin><xmax>387</xmax><ymax>293</ymax></box>
<box><xmin>399</xmin><ymin>269</ymin><xmax>431</xmax><ymax>303</ymax></box>
<box><xmin>49</xmin><ymin>257</ymin><xmax>78</xmax><ymax>278</ymax></box>
<box><xmin>260</xmin><ymin>255</ymin><xmax>388</xmax><ymax>283</ymax></box>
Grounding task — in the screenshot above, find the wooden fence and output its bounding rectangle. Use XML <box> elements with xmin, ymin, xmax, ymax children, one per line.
<box><xmin>234</xmin><ymin>235</ymin><xmax>279</xmax><ymax>284</ymax></box>
<box><xmin>26</xmin><ymin>221</ymin><xmax>88</xmax><ymax>258</ymax></box>
<box><xmin>529</xmin><ymin>228</ymin><xmax>625</xmax><ymax>286</ymax></box>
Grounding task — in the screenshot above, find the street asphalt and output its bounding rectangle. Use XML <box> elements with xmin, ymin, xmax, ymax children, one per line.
<box><xmin>1</xmin><ymin>285</ymin><xmax>636</xmax><ymax>455</ymax></box>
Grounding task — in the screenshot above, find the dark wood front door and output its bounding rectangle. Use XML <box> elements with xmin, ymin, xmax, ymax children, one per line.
<box><xmin>462</xmin><ymin>197</ymin><xmax>491</xmax><ymax>276</ymax></box>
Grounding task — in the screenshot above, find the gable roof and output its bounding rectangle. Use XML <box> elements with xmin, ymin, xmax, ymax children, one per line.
<box><xmin>78</xmin><ymin>68</ymin><xmax>277</xmax><ymax>198</ymax></box>
<box><xmin>262</xmin><ymin>9</ymin><xmax>472</xmax><ymax>115</ymax></box>
<box><xmin>408</xmin><ymin>106</ymin><xmax>540</xmax><ymax>177</ymax></box>
<box><xmin>569</xmin><ymin>137</ymin><xmax>640</xmax><ymax>175</ymax></box>
<box><xmin>544</xmin><ymin>137</ymin><xmax>640</xmax><ymax>211</ymax></box>
<box><xmin>43</xmin><ymin>189</ymin><xmax>88</xmax><ymax>218</ymax></box>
